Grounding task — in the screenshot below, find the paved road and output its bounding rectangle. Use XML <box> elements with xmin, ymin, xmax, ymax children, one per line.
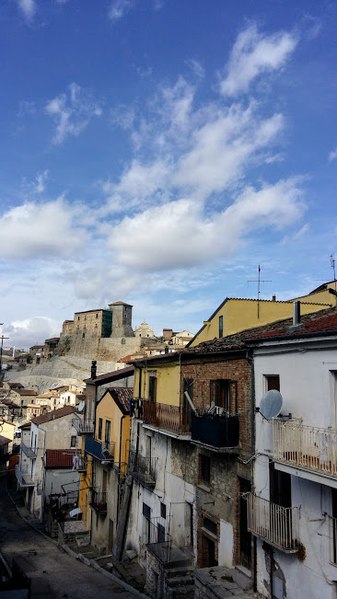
<box><xmin>0</xmin><ymin>481</ymin><xmax>143</xmax><ymax>598</ymax></box>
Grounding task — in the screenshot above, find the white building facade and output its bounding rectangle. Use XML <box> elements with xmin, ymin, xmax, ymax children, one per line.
<box><xmin>250</xmin><ymin>316</ymin><xmax>337</xmax><ymax>599</ymax></box>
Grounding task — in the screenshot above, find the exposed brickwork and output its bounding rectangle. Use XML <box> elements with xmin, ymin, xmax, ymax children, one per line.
<box><xmin>178</xmin><ymin>356</ymin><xmax>253</xmax><ymax>566</ymax></box>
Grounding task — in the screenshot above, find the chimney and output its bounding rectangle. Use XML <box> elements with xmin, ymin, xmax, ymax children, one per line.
<box><xmin>293</xmin><ymin>301</ymin><xmax>301</xmax><ymax>326</ymax></box>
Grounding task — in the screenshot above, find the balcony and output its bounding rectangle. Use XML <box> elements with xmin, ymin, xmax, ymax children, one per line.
<box><xmin>90</xmin><ymin>490</ymin><xmax>107</xmax><ymax>515</ymax></box>
<box><xmin>72</xmin><ymin>418</ymin><xmax>94</xmax><ymax>435</ymax></box>
<box><xmin>247</xmin><ymin>493</ymin><xmax>300</xmax><ymax>553</ymax></box>
<box><xmin>85</xmin><ymin>436</ymin><xmax>115</xmax><ymax>463</ymax></box>
<box><xmin>142</xmin><ymin>400</ymin><xmax>190</xmax><ymax>437</ymax></box>
<box><xmin>21</xmin><ymin>442</ymin><xmax>37</xmax><ymax>459</ymax></box>
<box><xmin>129</xmin><ymin>450</ymin><xmax>156</xmax><ymax>488</ymax></box>
<box><xmin>191</xmin><ymin>411</ymin><xmax>239</xmax><ymax>451</ymax></box>
<box><xmin>15</xmin><ymin>463</ymin><xmax>34</xmax><ymax>487</ymax></box>
<box><xmin>72</xmin><ymin>455</ymin><xmax>87</xmax><ymax>472</ymax></box>
<box><xmin>273</xmin><ymin>419</ymin><xmax>337</xmax><ymax>479</ymax></box>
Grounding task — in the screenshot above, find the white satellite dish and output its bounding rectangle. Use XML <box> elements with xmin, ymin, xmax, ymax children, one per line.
<box><xmin>77</xmin><ymin>400</ymin><xmax>85</xmax><ymax>413</ymax></box>
<box><xmin>259</xmin><ymin>390</ymin><xmax>283</xmax><ymax>419</ymax></box>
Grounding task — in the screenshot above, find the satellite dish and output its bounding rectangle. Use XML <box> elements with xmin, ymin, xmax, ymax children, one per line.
<box><xmin>77</xmin><ymin>400</ymin><xmax>85</xmax><ymax>413</ymax></box>
<box><xmin>259</xmin><ymin>390</ymin><xmax>283</xmax><ymax>419</ymax></box>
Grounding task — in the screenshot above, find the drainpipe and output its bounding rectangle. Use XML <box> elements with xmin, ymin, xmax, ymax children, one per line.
<box><xmin>247</xmin><ymin>348</ymin><xmax>257</xmax><ymax>591</ymax></box>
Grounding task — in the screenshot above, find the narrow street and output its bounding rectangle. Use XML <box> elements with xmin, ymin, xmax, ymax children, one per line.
<box><xmin>0</xmin><ymin>480</ymin><xmax>144</xmax><ymax>598</ymax></box>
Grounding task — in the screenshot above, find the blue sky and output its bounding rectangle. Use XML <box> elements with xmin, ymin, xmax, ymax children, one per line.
<box><xmin>1</xmin><ymin>0</ymin><xmax>337</xmax><ymax>349</ymax></box>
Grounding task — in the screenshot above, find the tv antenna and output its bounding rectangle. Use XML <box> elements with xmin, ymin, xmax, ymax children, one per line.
<box><xmin>330</xmin><ymin>254</ymin><xmax>336</xmax><ymax>291</ymax></box>
<box><xmin>248</xmin><ymin>265</ymin><xmax>272</xmax><ymax>319</ymax></box>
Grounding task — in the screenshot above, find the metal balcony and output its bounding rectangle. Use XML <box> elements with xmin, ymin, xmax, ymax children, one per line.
<box><xmin>21</xmin><ymin>442</ymin><xmax>37</xmax><ymax>459</ymax></box>
<box><xmin>72</xmin><ymin>454</ymin><xmax>87</xmax><ymax>472</ymax></box>
<box><xmin>191</xmin><ymin>411</ymin><xmax>239</xmax><ymax>450</ymax></box>
<box><xmin>129</xmin><ymin>450</ymin><xmax>156</xmax><ymax>488</ymax></box>
<box><xmin>273</xmin><ymin>419</ymin><xmax>337</xmax><ymax>478</ymax></box>
<box><xmin>90</xmin><ymin>490</ymin><xmax>107</xmax><ymax>515</ymax></box>
<box><xmin>85</xmin><ymin>436</ymin><xmax>115</xmax><ymax>463</ymax></box>
<box><xmin>247</xmin><ymin>493</ymin><xmax>300</xmax><ymax>553</ymax></box>
<box><xmin>15</xmin><ymin>463</ymin><xmax>34</xmax><ymax>487</ymax></box>
<box><xmin>72</xmin><ymin>418</ymin><xmax>94</xmax><ymax>435</ymax></box>
<box><xmin>142</xmin><ymin>400</ymin><xmax>191</xmax><ymax>438</ymax></box>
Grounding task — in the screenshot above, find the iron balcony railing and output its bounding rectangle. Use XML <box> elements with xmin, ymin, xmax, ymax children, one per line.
<box><xmin>85</xmin><ymin>436</ymin><xmax>115</xmax><ymax>463</ymax></box>
<box><xmin>71</xmin><ymin>454</ymin><xmax>87</xmax><ymax>472</ymax></box>
<box><xmin>72</xmin><ymin>418</ymin><xmax>94</xmax><ymax>435</ymax></box>
<box><xmin>90</xmin><ymin>490</ymin><xmax>107</xmax><ymax>514</ymax></box>
<box><xmin>142</xmin><ymin>400</ymin><xmax>190</xmax><ymax>435</ymax></box>
<box><xmin>247</xmin><ymin>493</ymin><xmax>300</xmax><ymax>553</ymax></box>
<box><xmin>191</xmin><ymin>411</ymin><xmax>239</xmax><ymax>448</ymax></box>
<box><xmin>273</xmin><ymin>419</ymin><xmax>337</xmax><ymax>478</ymax></box>
<box><xmin>129</xmin><ymin>450</ymin><xmax>156</xmax><ymax>488</ymax></box>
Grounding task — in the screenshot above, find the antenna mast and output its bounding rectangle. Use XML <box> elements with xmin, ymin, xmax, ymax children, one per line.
<box><xmin>330</xmin><ymin>254</ymin><xmax>336</xmax><ymax>291</ymax></box>
<box><xmin>248</xmin><ymin>265</ymin><xmax>272</xmax><ymax>319</ymax></box>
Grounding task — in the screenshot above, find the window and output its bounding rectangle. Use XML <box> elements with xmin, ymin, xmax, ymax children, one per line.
<box><xmin>210</xmin><ymin>379</ymin><xmax>231</xmax><ymax>411</ymax></box>
<box><xmin>218</xmin><ymin>315</ymin><xmax>223</xmax><ymax>338</ymax></box>
<box><xmin>203</xmin><ymin>516</ymin><xmax>217</xmax><ymax>536</ymax></box>
<box><xmin>142</xmin><ymin>503</ymin><xmax>151</xmax><ymax>544</ymax></box>
<box><xmin>265</xmin><ymin>375</ymin><xmax>280</xmax><ymax>391</ymax></box>
<box><xmin>70</xmin><ymin>435</ymin><xmax>77</xmax><ymax>447</ymax></box>
<box><xmin>160</xmin><ymin>502</ymin><xmax>166</xmax><ymax>519</ymax></box>
<box><xmin>97</xmin><ymin>418</ymin><xmax>103</xmax><ymax>440</ymax></box>
<box><xmin>143</xmin><ymin>503</ymin><xmax>151</xmax><ymax>519</ymax></box>
<box><xmin>105</xmin><ymin>420</ymin><xmax>111</xmax><ymax>445</ymax></box>
<box><xmin>158</xmin><ymin>523</ymin><xmax>165</xmax><ymax>543</ymax></box>
<box><xmin>148</xmin><ymin>374</ymin><xmax>157</xmax><ymax>402</ymax></box>
<box><xmin>199</xmin><ymin>454</ymin><xmax>211</xmax><ymax>486</ymax></box>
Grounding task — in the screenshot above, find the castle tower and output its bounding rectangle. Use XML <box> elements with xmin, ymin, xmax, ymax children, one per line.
<box><xmin>108</xmin><ymin>301</ymin><xmax>134</xmax><ymax>338</ymax></box>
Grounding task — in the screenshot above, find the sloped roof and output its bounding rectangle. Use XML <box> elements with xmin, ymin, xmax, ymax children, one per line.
<box><xmin>190</xmin><ymin>306</ymin><xmax>337</xmax><ymax>353</ymax></box>
<box><xmin>0</xmin><ymin>435</ymin><xmax>11</xmax><ymax>447</ymax></box>
<box><xmin>44</xmin><ymin>448</ymin><xmax>77</xmax><ymax>469</ymax></box>
<box><xmin>84</xmin><ymin>365</ymin><xmax>134</xmax><ymax>385</ymax></box>
<box><xmin>15</xmin><ymin>389</ymin><xmax>38</xmax><ymax>397</ymax></box>
<box><xmin>31</xmin><ymin>405</ymin><xmax>76</xmax><ymax>425</ymax></box>
<box><xmin>108</xmin><ymin>387</ymin><xmax>133</xmax><ymax>415</ymax></box>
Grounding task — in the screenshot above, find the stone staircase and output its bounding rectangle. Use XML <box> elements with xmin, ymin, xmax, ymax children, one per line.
<box><xmin>146</xmin><ymin>544</ymin><xmax>195</xmax><ymax>599</ymax></box>
<box><xmin>195</xmin><ymin>565</ymin><xmax>254</xmax><ymax>599</ymax></box>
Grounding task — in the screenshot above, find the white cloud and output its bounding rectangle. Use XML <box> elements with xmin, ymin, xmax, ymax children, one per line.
<box><xmin>107</xmin><ymin>178</ymin><xmax>304</xmax><ymax>272</ymax></box>
<box><xmin>100</xmin><ymin>159</ymin><xmax>170</xmax><ymax>213</ymax></box>
<box><xmin>33</xmin><ymin>170</ymin><xmax>49</xmax><ymax>194</ymax></box>
<box><xmin>174</xmin><ymin>106</ymin><xmax>284</xmax><ymax>196</ymax></box>
<box><xmin>45</xmin><ymin>82</ymin><xmax>102</xmax><ymax>145</ymax></box>
<box><xmin>17</xmin><ymin>0</ymin><xmax>36</xmax><ymax>23</ymax></box>
<box><xmin>328</xmin><ymin>147</ymin><xmax>337</xmax><ymax>162</ymax></box>
<box><xmin>0</xmin><ymin>198</ymin><xmax>87</xmax><ymax>259</ymax></box>
<box><xmin>108</xmin><ymin>0</ymin><xmax>135</xmax><ymax>21</ymax></box>
<box><xmin>6</xmin><ymin>317</ymin><xmax>60</xmax><ymax>350</ymax></box>
<box><xmin>185</xmin><ymin>59</ymin><xmax>205</xmax><ymax>80</ymax></box>
<box><xmin>220</xmin><ymin>24</ymin><xmax>298</xmax><ymax>96</ymax></box>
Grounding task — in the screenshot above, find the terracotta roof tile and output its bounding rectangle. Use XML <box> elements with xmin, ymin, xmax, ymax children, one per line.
<box><xmin>190</xmin><ymin>307</ymin><xmax>337</xmax><ymax>353</ymax></box>
<box><xmin>31</xmin><ymin>405</ymin><xmax>76</xmax><ymax>425</ymax></box>
<box><xmin>44</xmin><ymin>449</ymin><xmax>78</xmax><ymax>469</ymax></box>
<box><xmin>108</xmin><ymin>387</ymin><xmax>133</xmax><ymax>414</ymax></box>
